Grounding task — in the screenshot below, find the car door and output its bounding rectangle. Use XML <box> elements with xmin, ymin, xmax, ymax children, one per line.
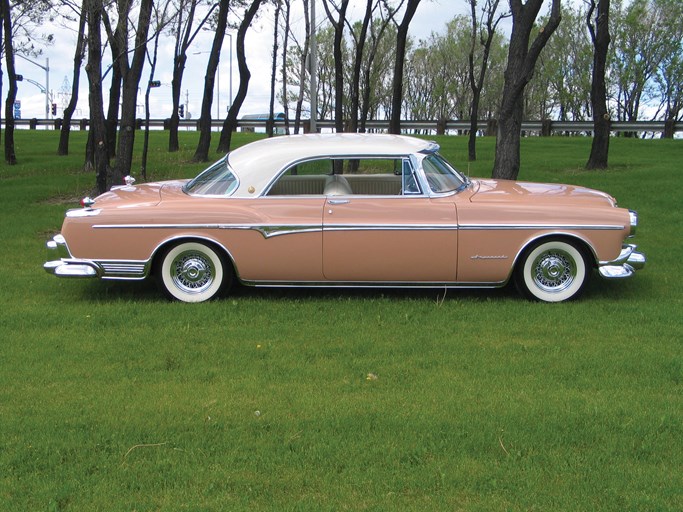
<box><xmin>322</xmin><ymin>158</ymin><xmax>458</xmax><ymax>283</ymax></box>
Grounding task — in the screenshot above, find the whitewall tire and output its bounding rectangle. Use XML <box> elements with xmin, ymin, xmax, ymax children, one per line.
<box><xmin>158</xmin><ymin>242</ymin><xmax>231</xmax><ymax>302</ymax></box>
<box><xmin>514</xmin><ymin>239</ymin><xmax>590</xmax><ymax>302</ymax></box>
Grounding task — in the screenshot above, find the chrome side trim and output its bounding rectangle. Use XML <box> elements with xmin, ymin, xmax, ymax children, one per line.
<box><xmin>459</xmin><ymin>223</ymin><xmax>624</xmax><ymax>231</ymax></box>
<box><xmin>93</xmin><ymin>223</ymin><xmax>323</xmax><ymax>239</ymax></box>
<box><xmin>92</xmin><ymin>223</ymin><xmax>460</xmax><ymax>238</ymax></box>
<box><xmin>324</xmin><ymin>224</ymin><xmax>459</xmax><ymax>232</ymax></box>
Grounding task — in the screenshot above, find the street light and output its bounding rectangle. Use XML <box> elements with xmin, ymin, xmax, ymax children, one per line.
<box><xmin>16</xmin><ymin>55</ymin><xmax>50</xmax><ymax>118</ymax></box>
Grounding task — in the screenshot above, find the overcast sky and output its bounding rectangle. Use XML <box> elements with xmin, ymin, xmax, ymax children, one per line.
<box><xmin>8</xmin><ymin>0</ymin><xmax>482</xmax><ymax>121</ymax></box>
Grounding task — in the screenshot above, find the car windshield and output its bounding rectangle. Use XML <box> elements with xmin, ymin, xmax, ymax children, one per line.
<box><xmin>421</xmin><ymin>153</ymin><xmax>469</xmax><ymax>194</ymax></box>
<box><xmin>184</xmin><ymin>157</ymin><xmax>238</xmax><ymax>196</ymax></box>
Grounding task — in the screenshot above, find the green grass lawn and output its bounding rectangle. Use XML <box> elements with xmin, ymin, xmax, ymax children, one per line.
<box><xmin>1</xmin><ymin>130</ymin><xmax>681</xmax><ymax>511</ymax></box>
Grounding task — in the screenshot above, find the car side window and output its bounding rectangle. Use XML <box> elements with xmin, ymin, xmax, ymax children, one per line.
<box><xmin>266</xmin><ymin>157</ymin><xmax>421</xmax><ymax>197</ymax></box>
<box><xmin>266</xmin><ymin>159</ymin><xmax>332</xmax><ymax>196</ymax></box>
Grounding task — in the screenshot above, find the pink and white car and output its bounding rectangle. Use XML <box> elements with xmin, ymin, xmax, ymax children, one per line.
<box><xmin>45</xmin><ymin>134</ymin><xmax>645</xmax><ymax>302</ymax></box>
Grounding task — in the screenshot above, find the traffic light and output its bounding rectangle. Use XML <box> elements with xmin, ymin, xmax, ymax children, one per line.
<box><xmin>149</xmin><ymin>80</ymin><xmax>161</xmax><ymax>88</ymax></box>
<box><xmin>16</xmin><ymin>74</ymin><xmax>23</xmax><ymax>81</ymax></box>
<box><xmin>179</xmin><ymin>104</ymin><xmax>185</xmax><ymax>118</ymax></box>
<box><xmin>51</xmin><ymin>103</ymin><xmax>57</xmax><ymax>116</ymax></box>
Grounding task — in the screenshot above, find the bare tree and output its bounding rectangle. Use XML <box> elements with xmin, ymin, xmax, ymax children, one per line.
<box><xmin>168</xmin><ymin>0</ymin><xmax>219</xmax><ymax>152</ymax></box>
<box><xmin>280</xmin><ymin>0</ymin><xmax>291</xmax><ymax>133</ymax></box>
<box><xmin>58</xmin><ymin>0</ymin><xmax>87</xmax><ymax>156</ymax></box>
<box><xmin>388</xmin><ymin>0</ymin><xmax>421</xmax><ymax>134</ymax></box>
<box><xmin>492</xmin><ymin>0</ymin><xmax>560</xmax><ymax>180</ymax></box>
<box><xmin>292</xmin><ymin>0</ymin><xmax>309</xmax><ymax>133</ymax></box>
<box><xmin>192</xmin><ymin>0</ymin><xmax>230</xmax><ymax>162</ymax></box>
<box><xmin>322</xmin><ymin>0</ymin><xmax>349</xmax><ymax>132</ymax></box>
<box><xmin>267</xmin><ymin>0</ymin><xmax>281</xmax><ymax>137</ymax></box>
<box><xmin>345</xmin><ymin>0</ymin><xmax>379</xmax><ymax>132</ymax></box>
<box><xmin>2</xmin><ymin>0</ymin><xmax>18</xmax><ymax>164</ymax></box>
<box><xmin>111</xmin><ymin>0</ymin><xmax>154</xmax><ymax>186</ymax></box>
<box><xmin>1</xmin><ymin>0</ymin><xmax>53</xmax><ymax>164</ymax></box>
<box><xmin>467</xmin><ymin>0</ymin><xmax>506</xmax><ymax>161</ymax></box>
<box><xmin>217</xmin><ymin>0</ymin><xmax>264</xmax><ymax>153</ymax></box>
<box><xmin>142</xmin><ymin>0</ymin><xmax>175</xmax><ymax>179</ymax></box>
<box><xmin>358</xmin><ymin>8</ymin><xmax>394</xmax><ymax>131</ymax></box>
<box><xmin>85</xmin><ymin>0</ymin><xmax>110</xmax><ymax>194</ymax></box>
<box><xmin>101</xmin><ymin>2</ymin><xmax>127</xmax><ymax>158</ymax></box>
<box><xmin>586</xmin><ymin>0</ymin><xmax>611</xmax><ymax>169</ymax></box>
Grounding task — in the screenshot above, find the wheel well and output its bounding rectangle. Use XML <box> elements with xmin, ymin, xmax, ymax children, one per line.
<box><xmin>514</xmin><ymin>234</ymin><xmax>597</xmax><ymax>272</ymax></box>
<box><xmin>151</xmin><ymin>237</ymin><xmax>236</xmax><ymax>277</ymax></box>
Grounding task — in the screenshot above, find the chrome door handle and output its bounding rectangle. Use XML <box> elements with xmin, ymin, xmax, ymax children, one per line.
<box><xmin>328</xmin><ymin>199</ymin><xmax>350</xmax><ymax>205</ymax></box>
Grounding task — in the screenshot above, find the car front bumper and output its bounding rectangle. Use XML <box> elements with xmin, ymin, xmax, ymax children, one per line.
<box><xmin>598</xmin><ymin>244</ymin><xmax>646</xmax><ymax>279</ymax></box>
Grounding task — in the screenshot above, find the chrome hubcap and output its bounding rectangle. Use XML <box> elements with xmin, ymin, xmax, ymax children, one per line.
<box><xmin>171</xmin><ymin>252</ymin><xmax>214</xmax><ymax>293</ymax></box>
<box><xmin>532</xmin><ymin>250</ymin><xmax>576</xmax><ymax>292</ymax></box>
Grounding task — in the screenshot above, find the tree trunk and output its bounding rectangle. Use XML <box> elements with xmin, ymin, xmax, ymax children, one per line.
<box><xmin>103</xmin><ymin>5</ymin><xmax>126</xmax><ymax>159</ymax></box>
<box><xmin>349</xmin><ymin>0</ymin><xmax>373</xmax><ymax>133</ymax></box>
<box><xmin>492</xmin><ymin>0</ymin><xmax>561</xmax><ymax>180</ymax></box>
<box><xmin>3</xmin><ymin>0</ymin><xmax>17</xmax><ymax>165</ymax></box>
<box><xmin>193</xmin><ymin>0</ymin><xmax>230</xmax><ymax>162</ymax></box>
<box><xmin>293</xmin><ymin>0</ymin><xmax>309</xmax><ymax>134</ymax></box>
<box><xmin>322</xmin><ymin>0</ymin><xmax>349</xmax><ymax>133</ymax></box>
<box><xmin>267</xmin><ymin>0</ymin><xmax>281</xmax><ymax>138</ymax></box>
<box><xmin>142</xmin><ymin>26</ymin><xmax>163</xmax><ymax>180</ymax></box>
<box><xmin>467</xmin><ymin>0</ymin><xmax>501</xmax><ymax>162</ymax></box>
<box><xmin>169</xmin><ymin>0</ymin><xmax>217</xmax><ymax>152</ymax></box>
<box><xmin>586</xmin><ymin>0</ymin><xmax>611</xmax><ymax>170</ymax></box>
<box><xmin>85</xmin><ymin>0</ymin><xmax>110</xmax><ymax>194</ymax></box>
<box><xmin>58</xmin><ymin>0</ymin><xmax>87</xmax><ymax>156</ymax></box>
<box><xmin>168</xmin><ymin>53</ymin><xmax>184</xmax><ymax>152</ymax></box>
<box><xmin>281</xmin><ymin>0</ymin><xmax>291</xmax><ymax>134</ymax></box>
<box><xmin>217</xmin><ymin>0</ymin><xmax>263</xmax><ymax>153</ymax></box>
<box><xmin>388</xmin><ymin>0</ymin><xmax>421</xmax><ymax>135</ymax></box>
<box><xmin>113</xmin><ymin>0</ymin><xmax>154</xmax><ymax>186</ymax></box>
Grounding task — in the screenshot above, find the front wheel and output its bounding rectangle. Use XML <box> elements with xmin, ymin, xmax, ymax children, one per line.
<box><xmin>514</xmin><ymin>239</ymin><xmax>591</xmax><ymax>302</ymax></box>
<box><xmin>157</xmin><ymin>241</ymin><xmax>232</xmax><ymax>302</ymax></box>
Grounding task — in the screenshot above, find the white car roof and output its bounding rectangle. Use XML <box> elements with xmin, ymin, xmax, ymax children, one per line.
<box><xmin>227</xmin><ymin>133</ymin><xmax>438</xmax><ymax>197</ymax></box>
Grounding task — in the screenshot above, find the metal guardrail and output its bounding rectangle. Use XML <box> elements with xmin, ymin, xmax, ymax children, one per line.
<box><xmin>7</xmin><ymin>117</ymin><xmax>682</xmax><ymax>134</ymax></box>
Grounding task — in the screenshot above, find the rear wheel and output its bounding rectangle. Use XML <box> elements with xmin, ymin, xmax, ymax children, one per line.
<box><xmin>157</xmin><ymin>241</ymin><xmax>232</xmax><ymax>302</ymax></box>
<box><xmin>514</xmin><ymin>239</ymin><xmax>590</xmax><ymax>302</ymax></box>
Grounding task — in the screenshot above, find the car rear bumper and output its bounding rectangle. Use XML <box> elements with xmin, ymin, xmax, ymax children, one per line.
<box><xmin>44</xmin><ymin>234</ymin><xmax>148</xmax><ymax>280</ymax></box>
<box><xmin>598</xmin><ymin>244</ymin><xmax>646</xmax><ymax>279</ymax></box>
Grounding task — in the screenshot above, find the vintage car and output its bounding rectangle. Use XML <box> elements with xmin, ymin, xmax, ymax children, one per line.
<box><xmin>45</xmin><ymin>133</ymin><xmax>645</xmax><ymax>303</ymax></box>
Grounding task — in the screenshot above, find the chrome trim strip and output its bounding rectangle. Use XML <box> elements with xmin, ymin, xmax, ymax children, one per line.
<box><xmin>93</xmin><ymin>221</ymin><xmax>621</xmax><ymax>240</ymax></box>
<box><xmin>324</xmin><ymin>224</ymin><xmax>459</xmax><ymax>232</ymax></box>
<box><xmin>93</xmin><ymin>223</ymin><xmax>460</xmax><ymax>238</ymax></box>
<box><xmin>459</xmin><ymin>223</ymin><xmax>624</xmax><ymax>231</ymax></box>
<box><xmin>241</xmin><ymin>280</ymin><xmax>505</xmax><ymax>289</ymax></box>
<box><xmin>93</xmin><ymin>223</ymin><xmax>323</xmax><ymax>239</ymax></box>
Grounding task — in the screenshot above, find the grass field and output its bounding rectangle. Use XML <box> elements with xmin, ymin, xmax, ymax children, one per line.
<box><xmin>1</xmin><ymin>130</ymin><xmax>681</xmax><ymax>511</ymax></box>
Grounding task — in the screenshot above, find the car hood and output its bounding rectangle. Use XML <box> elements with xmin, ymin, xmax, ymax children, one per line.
<box><xmin>470</xmin><ymin>179</ymin><xmax>616</xmax><ymax>207</ymax></box>
<box><xmin>92</xmin><ymin>180</ymin><xmax>187</xmax><ymax>209</ymax></box>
